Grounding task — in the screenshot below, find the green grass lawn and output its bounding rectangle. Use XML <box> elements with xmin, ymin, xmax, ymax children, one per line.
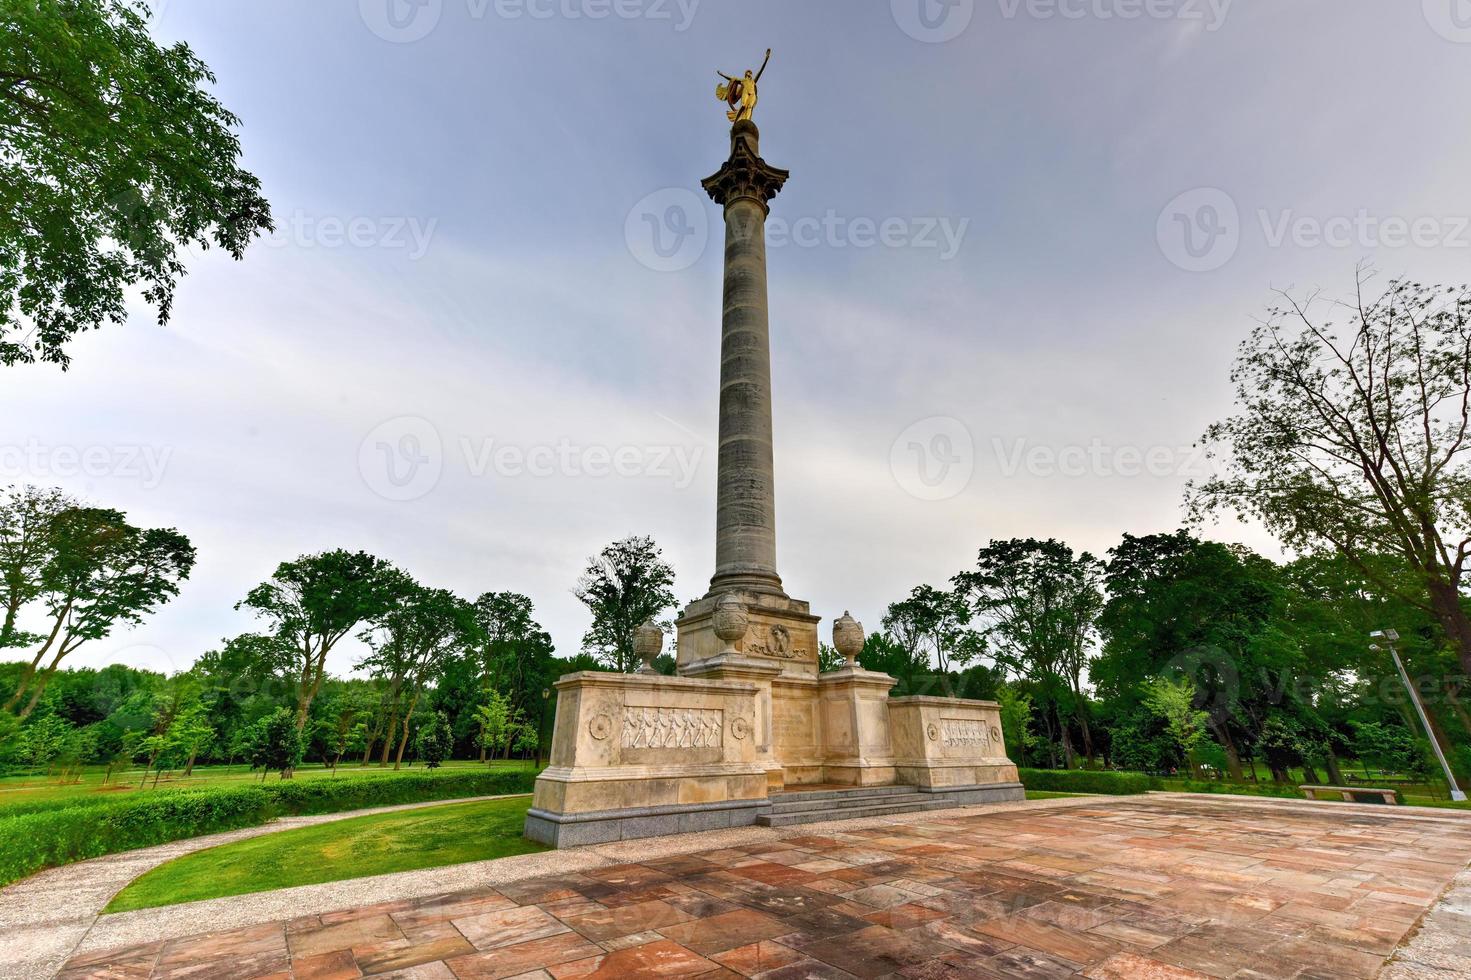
<box><xmin>1024</xmin><ymin>790</ymin><xmax>1093</xmax><ymax>800</ymax></box>
<box><xmin>104</xmin><ymin>796</ymin><xmax>542</xmax><ymax>913</ymax></box>
<box><xmin>0</xmin><ymin>759</ymin><xmax>538</xmax><ymax>813</ymax></box>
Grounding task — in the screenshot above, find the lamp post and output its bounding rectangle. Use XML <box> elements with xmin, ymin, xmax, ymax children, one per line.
<box><xmin>535</xmin><ymin>687</ymin><xmax>552</xmax><ymax>773</ymax></box>
<box><xmin>1371</xmin><ymin>629</ymin><xmax>1467</xmax><ymax>802</ymax></box>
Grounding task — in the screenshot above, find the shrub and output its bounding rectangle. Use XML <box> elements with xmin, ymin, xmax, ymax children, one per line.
<box><xmin>0</xmin><ymin>767</ymin><xmax>538</xmax><ymax>886</ymax></box>
<box><xmin>0</xmin><ymin>787</ymin><xmax>274</xmax><ymax>887</ymax></box>
<box><xmin>1018</xmin><ymin>768</ymin><xmax>1154</xmax><ymax>795</ymax></box>
<box><xmin>262</xmin><ymin>768</ymin><xmax>535</xmax><ymax>815</ymax></box>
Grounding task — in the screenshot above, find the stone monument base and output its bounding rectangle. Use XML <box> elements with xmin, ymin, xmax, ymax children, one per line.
<box><xmin>525</xmin><ymin>671</ymin><xmax>769</xmax><ymax>847</ymax></box>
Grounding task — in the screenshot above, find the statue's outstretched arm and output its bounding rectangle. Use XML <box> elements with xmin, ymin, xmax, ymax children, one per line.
<box><xmin>754</xmin><ymin>48</ymin><xmax>772</xmax><ymax>83</ymax></box>
<box><xmin>717</xmin><ymin>70</ymin><xmax>735</xmax><ymax>82</ymax></box>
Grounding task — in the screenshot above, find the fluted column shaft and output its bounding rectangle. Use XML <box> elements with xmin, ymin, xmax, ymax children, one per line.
<box><xmin>701</xmin><ymin>121</ymin><xmax>789</xmax><ymax>597</ymax></box>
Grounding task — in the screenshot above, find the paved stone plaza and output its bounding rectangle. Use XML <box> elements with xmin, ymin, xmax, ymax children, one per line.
<box><xmin>57</xmin><ymin>795</ymin><xmax>1471</xmax><ymax>979</ymax></box>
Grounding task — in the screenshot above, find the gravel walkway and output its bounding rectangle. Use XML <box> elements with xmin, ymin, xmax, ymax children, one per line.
<box><xmin>0</xmin><ymin>793</ymin><xmax>530</xmax><ymax>980</ymax></box>
<box><xmin>1381</xmin><ymin>865</ymin><xmax>1471</xmax><ymax>978</ymax></box>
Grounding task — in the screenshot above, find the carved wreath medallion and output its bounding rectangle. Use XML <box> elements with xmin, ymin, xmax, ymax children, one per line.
<box><xmin>731</xmin><ymin>717</ymin><xmax>751</xmax><ymax>741</ymax></box>
<box><xmin>588</xmin><ymin>714</ymin><xmax>614</xmax><ymax>741</ymax></box>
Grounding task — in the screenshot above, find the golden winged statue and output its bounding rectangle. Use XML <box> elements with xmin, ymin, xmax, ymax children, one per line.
<box><xmin>716</xmin><ymin>48</ymin><xmax>772</xmax><ymax>123</ymax></box>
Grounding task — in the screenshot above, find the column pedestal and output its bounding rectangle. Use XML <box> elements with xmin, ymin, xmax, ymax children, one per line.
<box><xmin>681</xmin><ymin>653</ymin><xmax>784</xmax><ymax>791</ymax></box>
<box><xmin>818</xmin><ymin>667</ymin><xmax>899</xmax><ymax>786</ymax></box>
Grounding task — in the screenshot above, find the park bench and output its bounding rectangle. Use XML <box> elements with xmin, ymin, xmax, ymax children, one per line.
<box><xmin>1300</xmin><ymin>785</ymin><xmax>1399</xmax><ymax>805</ymax></box>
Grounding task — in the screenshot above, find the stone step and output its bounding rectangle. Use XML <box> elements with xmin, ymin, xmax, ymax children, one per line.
<box><xmin>769</xmin><ymin>785</ymin><xmax>921</xmax><ymax>804</ymax></box>
<box><xmin>768</xmin><ymin>792</ymin><xmax>934</xmax><ymax>815</ymax></box>
<box><xmin>757</xmin><ymin>799</ymin><xmax>952</xmax><ymax>828</ymax></box>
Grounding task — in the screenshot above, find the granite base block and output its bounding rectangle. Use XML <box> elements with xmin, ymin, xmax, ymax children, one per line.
<box><xmin>524</xmin><ymin>798</ymin><xmax>772</xmax><ymax>848</ymax></box>
<box><xmin>917</xmin><ymin>783</ymin><xmax>1026</xmax><ymax>807</ymax></box>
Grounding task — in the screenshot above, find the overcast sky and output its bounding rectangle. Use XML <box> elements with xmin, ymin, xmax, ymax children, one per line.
<box><xmin>6</xmin><ymin>0</ymin><xmax>1471</xmax><ymax>678</ymax></box>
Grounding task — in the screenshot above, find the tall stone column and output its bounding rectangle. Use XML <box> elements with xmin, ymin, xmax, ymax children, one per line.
<box><xmin>701</xmin><ymin>120</ymin><xmax>790</xmax><ymax>598</ymax></box>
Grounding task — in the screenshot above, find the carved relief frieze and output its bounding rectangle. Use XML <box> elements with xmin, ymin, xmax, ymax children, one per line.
<box><xmin>621</xmin><ymin>706</ymin><xmax>725</xmax><ymax>750</ymax></box>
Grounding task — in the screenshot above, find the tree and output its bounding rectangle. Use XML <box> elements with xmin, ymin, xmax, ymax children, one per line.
<box><xmin>471</xmin><ymin>591</ymin><xmax>555</xmax><ymax>756</ymax></box>
<box><xmin>0</xmin><ymin>486</ymin><xmax>74</xmax><ymax>651</ymax></box>
<box><xmin>881</xmin><ymin>584</ymin><xmax>977</xmax><ymax>682</ymax></box>
<box><xmin>358</xmin><ymin>583</ymin><xmax>474</xmax><ymax>769</ymax></box>
<box><xmin>168</xmin><ymin>702</ymin><xmax>215</xmax><ymax>777</ymax></box>
<box><xmin>954</xmin><ymin>539</ymin><xmax>1104</xmax><ymax>766</ymax></box>
<box><xmin>237</xmin><ymin>550</ymin><xmax>406</xmax><ymax>731</ymax></box>
<box><xmin>1143</xmin><ymin>676</ymin><xmax>1211</xmax><ymax>777</ymax></box>
<box><xmin>854</xmin><ymin>631</ymin><xmax>930</xmax><ymax>694</ymax></box>
<box><xmin>473</xmin><ymin>691</ymin><xmax>513</xmax><ymax>762</ymax></box>
<box><xmin>1190</xmin><ymin>271</ymin><xmax>1471</xmax><ymax>679</ymax></box>
<box><xmin>574</xmin><ymin>536</ymin><xmax>676</xmax><ymax>673</ymax></box>
<box><xmin>248</xmin><ymin>708</ymin><xmax>302</xmax><ymax>780</ymax></box>
<box><xmin>16</xmin><ymin>713</ymin><xmax>71</xmax><ymax>775</ymax></box>
<box><xmin>6</xmin><ymin>507</ymin><xmax>195</xmax><ymax>718</ymax></box>
<box><xmin>415</xmin><ymin>711</ymin><xmax>452</xmax><ymax>768</ymax></box>
<box><xmin>1095</xmin><ymin>532</ymin><xmax>1289</xmax><ymax>780</ymax></box>
<box><xmin>1257</xmin><ymin>716</ymin><xmax>1307</xmax><ymax>783</ymax></box>
<box><xmin>0</xmin><ymin>0</ymin><xmax>272</xmax><ymax>368</ymax></box>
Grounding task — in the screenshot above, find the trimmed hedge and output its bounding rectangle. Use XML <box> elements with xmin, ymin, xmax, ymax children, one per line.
<box><xmin>0</xmin><ymin>767</ymin><xmax>538</xmax><ymax>887</ymax></box>
<box><xmin>1158</xmin><ymin>778</ymin><xmax>1306</xmax><ymax>800</ymax></box>
<box><xmin>0</xmin><ymin>787</ymin><xmax>274</xmax><ymax>887</ymax></box>
<box><xmin>1018</xmin><ymin>768</ymin><xmax>1155</xmax><ymax>795</ymax></box>
<box><xmin>261</xmin><ymin>768</ymin><xmax>536</xmax><ymax>815</ymax></box>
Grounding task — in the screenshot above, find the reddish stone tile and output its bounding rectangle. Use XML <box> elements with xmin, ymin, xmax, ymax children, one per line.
<box><xmin>290</xmin><ymin>916</ymin><xmax>405</xmax><ymax>959</ymax></box>
<box><xmin>861</xmin><ymin>902</ymin><xmax>950</xmax><ymax>930</ymax></box>
<box><xmin>972</xmin><ymin>914</ymin><xmax>1121</xmax><ymax>968</ymax></box>
<box><xmin>444</xmin><ymin>932</ymin><xmax>602</xmax><ymax>979</ymax></box>
<box><xmin>710</xmin><ymin>939</ymin><xmax>807</xmax><ymax>975</ymax></box>
<box><xmin>1082</xmin><ymin>952</ymin><xmax>1211</xmax><ymax>979</ymax></box>
<box><xmin>355</xmin><ymin>933</ymin><xmax>473</xmax><ymax>975</ymax></box>
<box><xmin>559</xmin><ymin>899</ymin><xmax>694</xmax><ymax>942</ymax></box>
<box><xmin>548</xmin><ymin>939</ymin><xmax>717</xmax><ymax>978</ymax></box>
<box><xmin>452</xmin><ymin>906</ymin><xmax>571</xmax><ymax>951</ymax></box>
<box><xmin>291</xmin><ymin>949</ymin><xmax>362</xmax><ymax>980</ymax></box>
<box><xmin>160</xmin><ymin>924</ymin><xmax>287</xmax><ymax>966</ymax></box>
<box><xmin>656</xmin><ymin>908</ymin><xmax>790</xmax><ymax>956</ymax></box>
<box><xmin>797</xmin><ymin>924</ymin><xmax>955</xmax><ymax>979</ymax></box>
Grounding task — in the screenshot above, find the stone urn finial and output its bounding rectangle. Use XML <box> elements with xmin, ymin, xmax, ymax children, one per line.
<box><xmin>633</xmin><ymin>620</ymin><xmax>664</xmax><ymax>675</ymax></box>
<box><xmin>833</xmin><ymin>611</ymin><xmax>864</xmax><ymax>669</ymax></box>
<box><xmin>712</xmin><ymin>593</ymin><xmax>749</xmax><ymax>656</ymax></box>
